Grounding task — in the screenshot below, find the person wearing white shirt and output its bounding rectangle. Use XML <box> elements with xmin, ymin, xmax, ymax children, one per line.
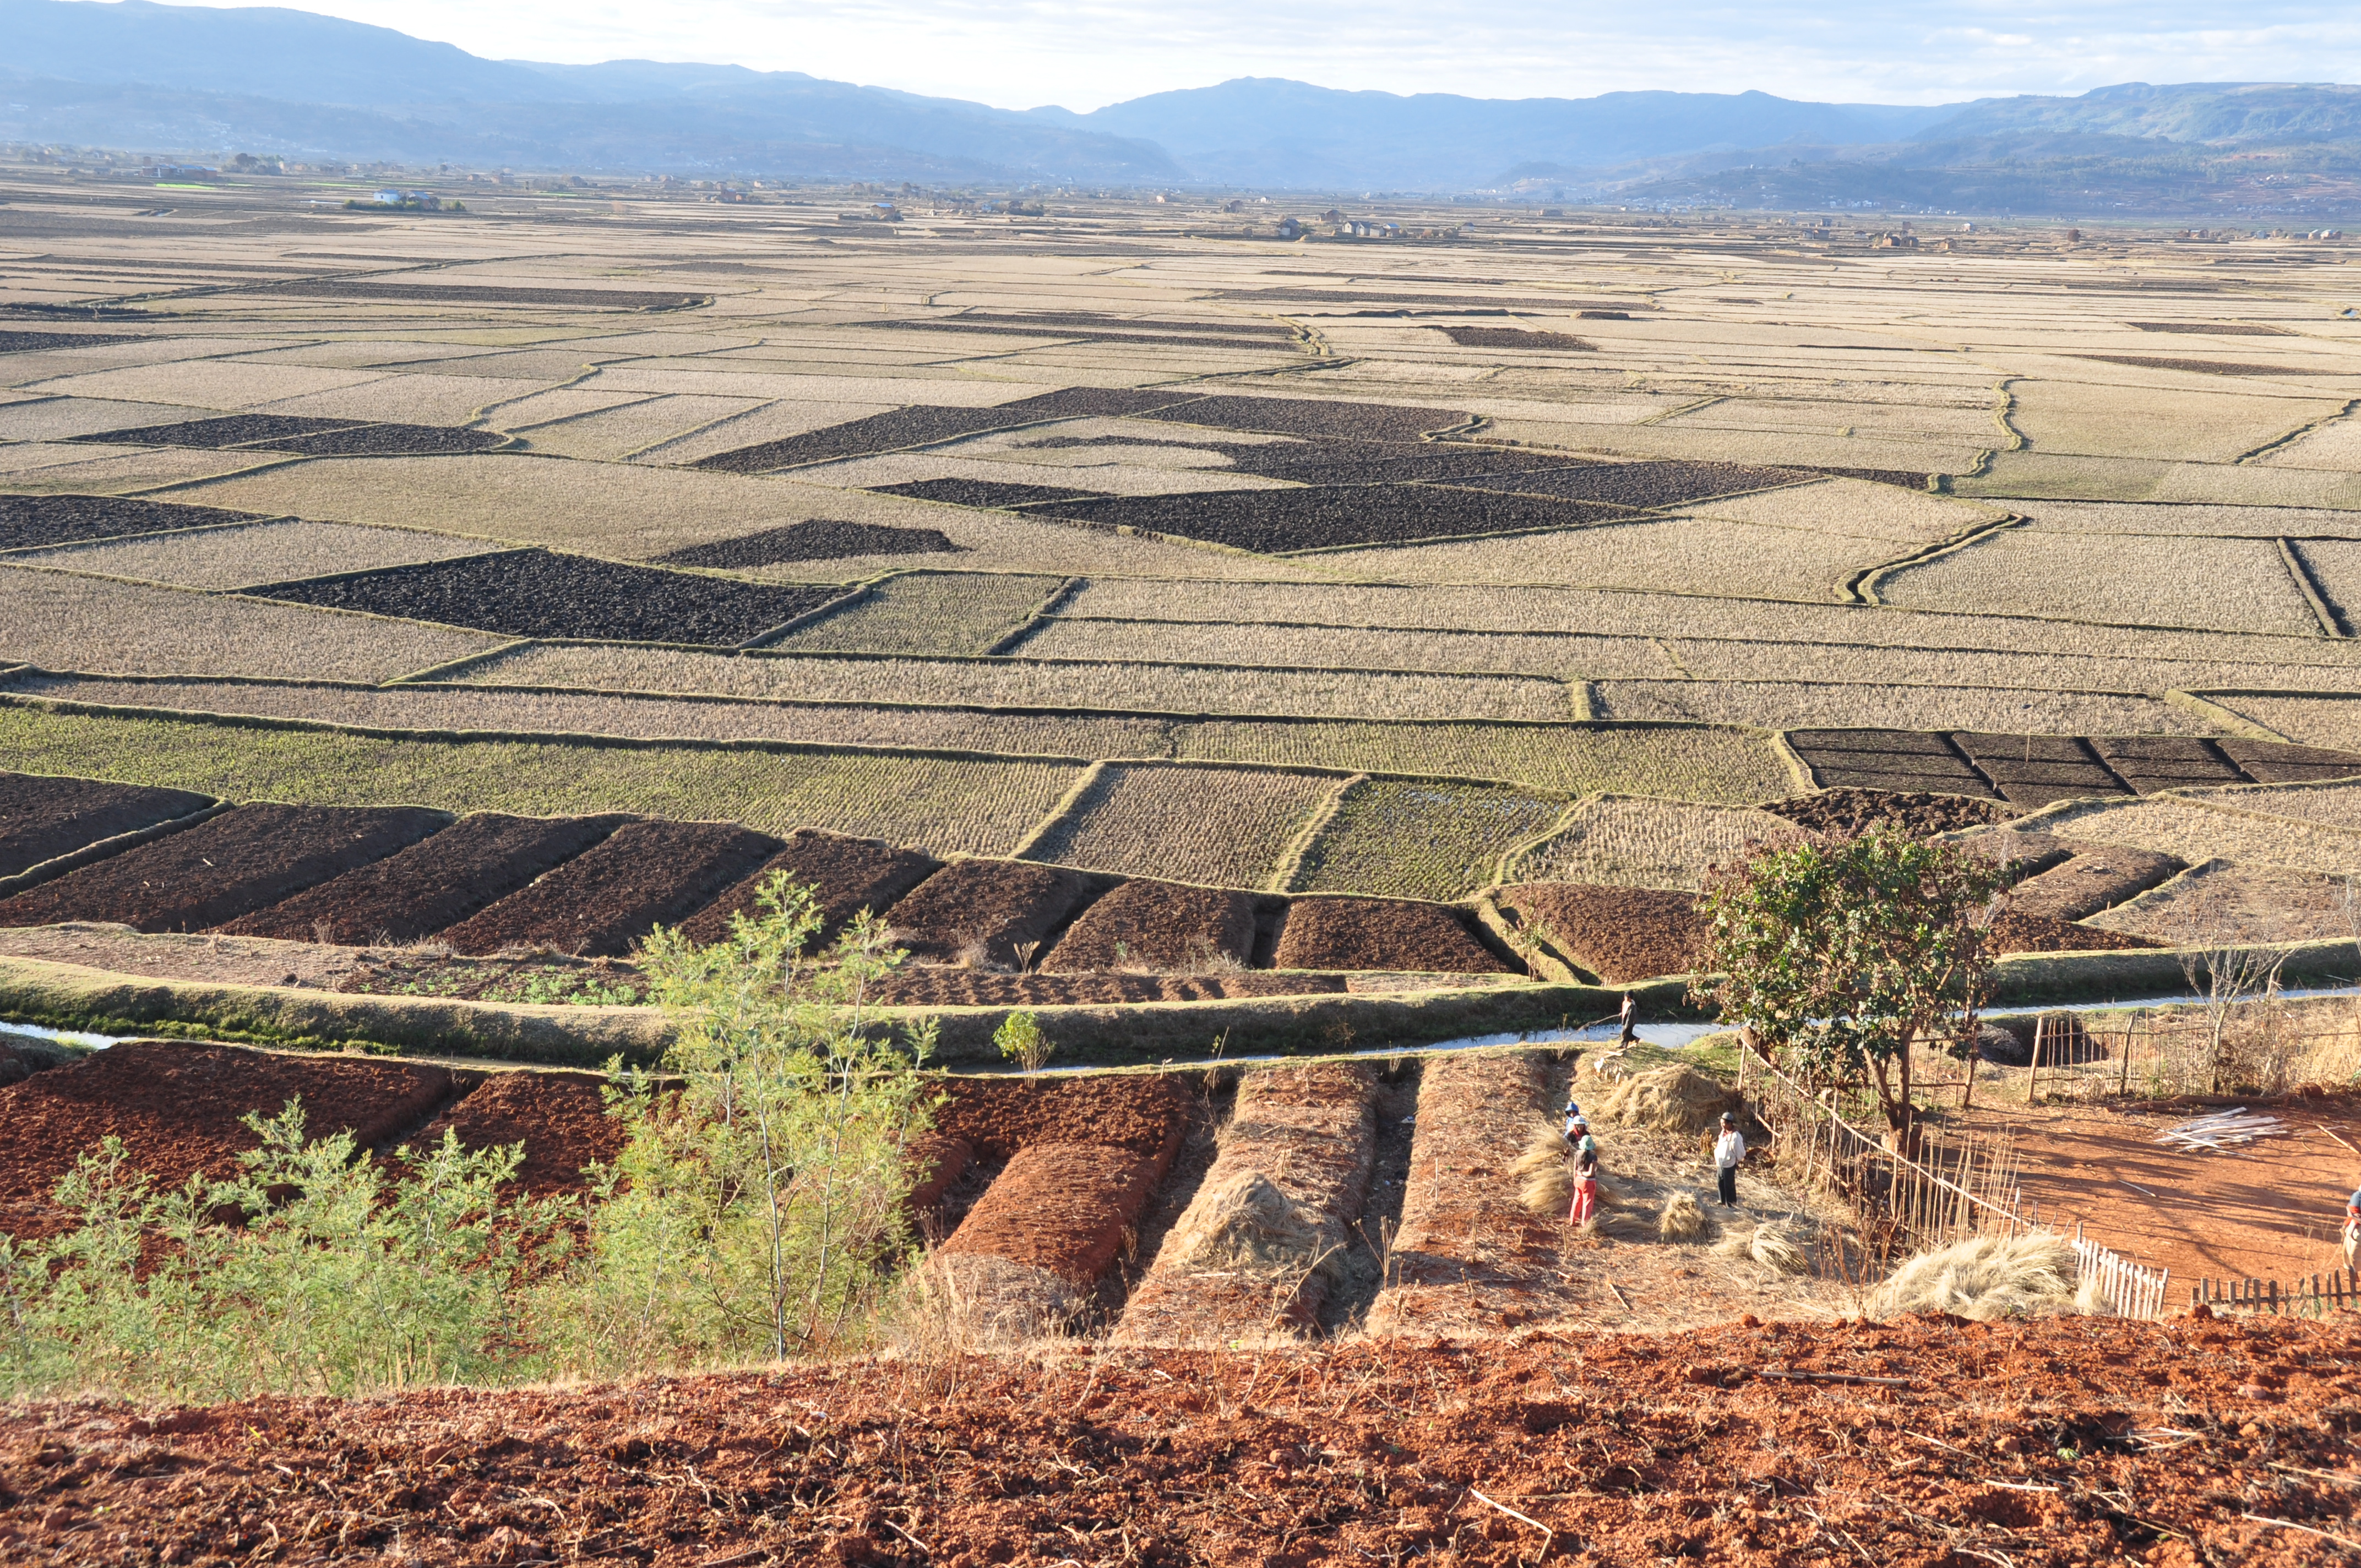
<box><xmin>1712</xmin><ymin>1112</ymin><xmax>1745</xmax><ymax>1208</ymax></box>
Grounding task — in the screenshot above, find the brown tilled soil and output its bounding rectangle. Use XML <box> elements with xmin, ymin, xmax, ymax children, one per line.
<box><xmin>2091</xmin><ymin>736</ymin><xmax>2251</xmax><ymax>793</ymax></box>
<box><xmin>940</xmin><ymin>1141</ymin><xmax>1176</xmax><ymax>1285</ymax></box>
<box><xmin>1500</xmin><ymin>881</ymin><xmax>1707</xmax><ymax>983</ymax></box>
<box><xmin>1143</xmin><ymin>393</ymin><xmax>1465</xmax><ymax>442</ymax></box>
<box><xmin>1438</xmin><ymin>324</ymin><xmax>1595</xmax><ymax>350</ymax></box>
<box><xmin>871</xmin><ymin>969</ymin><xmax>1346</xmax><ymax>1005</ymax></box>
<box><xmin>69</xmin><ymin>412</ymin><xmax>364</xmax><ymax>448</ymax></box>
<box><xmin>6</xmin><ymin>1315</ymin><xmax>2357</xmax><ymax>1567</ymax></box>
<box><xmin>869</xmin><ymin>477</ymin><xmax>1112</xmax><ymax>509</ymax></box>
<box><xmin>1272</xmin><ymin>896</ymin><xmax>1513</xmax><ymax>975</ymax></box>
<box><xmin>0</xmin><ymin>771</ymin><xmax>214</xmax><ymax>879</ymax></box>
<box><xmin>0</xmin><ymin>803</ymin><xmax>449</xmax><ymax>933</ymax></box>
<box><xmin>401</xmin><ymin>1071</ymin><xmax>626</xmax><ymax>1198</ymax></box>
<box><xmin>675</xmin><ymin>829</ymin><xmax>941</xmax><ymax>948</ymax></box>
<box><xmin>907</xmin><ymin>1134</ymin><xmax>974</xmax><ymax>1216</ymax></box>
<box><xmin>1990</xmin><ymin>911</ymin><xmax>2165</xmax><ymax>954</ymax></box>
<box><xmin>0</xmin><ymin>1039</ymin><xmax>456</xmax><ymax>1240</ymax></box>
<box><xmin>1115</xmin><ymin>1061</ymin><xmax>1380</xmax><ymax>1345</ymax></box>
<box><xmin>436</xmin><ymin>820</ymin><xmax>782</xmax><ymax>958</ymax></box>
<box><xmin>0</xmin><ymin>923</ymin><xmax>389</xmax><ymax>990</ymax></box>
<box><xmin>1031</xmin><ymin>484</ymin><xmax>1618</xmax><ymax>553</ymax></box>
<box><xmin>1951</xmin><ymin>734</ymin><xmax>2133</xmax><ymax>807</ymax></box>
<box><xmin>2010</xmin><ymin>846</ymin><xmax>2185</xmax><ymax>922</ymax></box>
<box><xmin>878</xmin><ymin>858</ymin><xmax>1096</xmax><ymax>969</ymax></box>
<box><xmin>1761</xmin><ymin>787</ymin><xmax>2015</xmax><ymax>839</ymax></box>
<box><xmin>934</xmin><ymin>1072</ymin><xmax>1188</xmax><ymax>1162</ymax></box>
<box><xmin>652</xmin><ymin>520</ymin><xmax>961</xmax><ymax>568</ymax></box>
<box><xmin>1040</xmin><ymin>878</ymin><xmax>1259</xmax><ymax>973</ymax></box>
<box><xmin>0</xmin><ymin>492</ymin><xmax>262</xmax><ymax>551</ymax></box>
<box><xmin>2218</xmin><ymin>737</ymin><xmax>2361</xmax><ymax>783</ymax></box>
<box><xmin>216</xmin><ymin>812</ymin><xmax>634</xmax><ymax>945</ymax></box>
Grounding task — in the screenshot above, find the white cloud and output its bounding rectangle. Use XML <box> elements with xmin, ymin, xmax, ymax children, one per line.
<box><xmin>117</xmin><ymin>0</ymin><xmax>2361</xmax><ymax>110</ymax></box>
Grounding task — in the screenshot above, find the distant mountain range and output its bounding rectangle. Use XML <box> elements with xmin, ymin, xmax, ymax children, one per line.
<box><xmin>7</xmin><ymin>0</ymin><xmax>2361</xmax><ymax>210</ymax></box>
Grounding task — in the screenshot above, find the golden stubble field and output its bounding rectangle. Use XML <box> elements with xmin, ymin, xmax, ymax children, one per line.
<box><xmin>7</xmin><ymin>169</ymin><xmax>2361</xmax><ymax>915</ymax></box>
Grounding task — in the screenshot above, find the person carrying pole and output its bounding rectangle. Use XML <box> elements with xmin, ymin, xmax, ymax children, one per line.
<box><xmin>1713</xmin><ymin>1111</ymin><xmax>1745</xmax><ymax>1208</ymax></box>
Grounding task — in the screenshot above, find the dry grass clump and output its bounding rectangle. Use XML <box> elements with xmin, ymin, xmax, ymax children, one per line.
<box><xmin>1867</xmin><ymin>1233</ymin><xmax>2096</xmax><ymax>1322</ymax></box>
<box><xmin>1513</xmin><ymin>796</ymin><xmax>1807</xmax><ymax>891</ymax></box>
<box><xmin>1658</xmin><ymin>1192</ymin><xmax>1707</xmax><ymax>1243</ymax></box>
<box><xmin>1024</xmin><ymin>763</ymin><xmax>1337</xmax><ymax>887</ymax></box>
<box><xmin>1750</xmin><ymin>1225</ymin><xmax>1809</xmax><ymax>1274</ymax></box>
<box><xmin>1514</xmin><ymin>1120</ymin><xmax>1574</xmax><ymax>1219</ymax></box>
<box><xmin>1583</xmin><ymin>1063</ymin><xmax>1741</xmax><ymax>1135</ymax></box>
<box><xmin>1162</xmin><ymin>1169</ymin><xmax>1326</xmax><ymax>1275</ymax></box>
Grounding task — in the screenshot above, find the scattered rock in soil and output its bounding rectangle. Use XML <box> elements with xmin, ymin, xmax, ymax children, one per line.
<box><xmin>251</xmin><ymin>548</ymin><xmax>844</xmax><ymax>645</ymax></box>
<box><xmin>217</xmin><ymin>812</ymin><xmax>634</xmax><ymax>945</ymax></box>
<box><xmin>0</xmin><ymin>770</ymin><xmax>214</xmax><ymax>879</ymax></box>
<box><xmin>652</xmin><ymin>520</ymin><xmax>961</xmax><ymax>568</ymax></box>
<box><xmin>1272</xmin><ymin>896</ymin><xmax>1513</xmax><ymax>975</ymax></box>
<box><xmin>1040</xmin><ymin>878</ymin><xmax>1258</xmax><ymax>973</ymax></box>
<box><xmin>1499</xmin><ymin>881</ymin><xmax>1706</xmax><ymax>983</ymax></box>
<box><xmin>436</xmin><ymin>819</ymin><xmax>783</xmax><ymax>958</ymax></box>
<box><xmin>0</xmin><ymin>1039</ymin><xmax>456</xmax><ymax>1239</ymax></box>
<box><xmin>1761</xmin><ymin>786</ymin><xmax>2015</xmax><ymax>840</ymax></box>
<box><xmin>675</xmin><ymin>828</ymin><xmax>942</xmax><ymax>948</ymax></box>
<box><xmin>878</xmin><ymin>858</ymin><xmax>1097</xmax><ymax>970</ymax></box>
<box><xmin>0</xmin><ymin>492</ymin><xmax>263</xmax><ymax>552</ymax></box>
<box><xmin>0</xmin><ymin>802</ymin><xmax>449</xmax><ymax>933</ymax></box>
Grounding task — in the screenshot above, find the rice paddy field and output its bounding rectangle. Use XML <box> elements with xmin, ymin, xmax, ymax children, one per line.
<box><xmin>7</xmin><ymin>176</ymin><xmax>2361</xmax><ymax>962</ymax></box>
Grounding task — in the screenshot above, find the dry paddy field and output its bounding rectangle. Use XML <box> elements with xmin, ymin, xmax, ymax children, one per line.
<box><xmin>8</xmin><ymin>182</ymin><xmax>2361</xmax><ymax>955</ymax></box>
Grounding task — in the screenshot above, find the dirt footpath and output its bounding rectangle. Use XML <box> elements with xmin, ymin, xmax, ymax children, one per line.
<box><xmin>3</xmin><ymin>1314</ymin><xmax>2355</xmax><ymax>1566</ymax></box>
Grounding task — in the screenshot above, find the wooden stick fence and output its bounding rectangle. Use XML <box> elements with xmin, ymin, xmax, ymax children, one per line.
<box><xmin>1753</xmin><ymin>1059</ymin><xmax>2173</xmax><ymax>1319</ymax></box>
<box><xmin>2193</xmin><ymin>1269</ymin><xmax>2361</xmax><ymax>1317</ymax></box>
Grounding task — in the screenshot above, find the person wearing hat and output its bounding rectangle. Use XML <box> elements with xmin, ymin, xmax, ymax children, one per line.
<box><xmin>1569</xmin><ymin>1118</ymin><xmax>1601</xmax><ymax>1225</ymax></box>
<box><xmin>1712</xmin><ymin>1112</ymin><xmax>1745</xmax><ymax>1208</ymax></box>
<box><xmin>1562</xmin><ymin>1093</ymin><xmax>1582</xmax><ymax>1139</ymax></box>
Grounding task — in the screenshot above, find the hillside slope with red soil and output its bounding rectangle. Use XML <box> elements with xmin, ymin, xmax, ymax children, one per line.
<box><xmin>2</xmin><ymin>1314</ymin><xmax>2354</xmax><ymax>1566</ymax></box>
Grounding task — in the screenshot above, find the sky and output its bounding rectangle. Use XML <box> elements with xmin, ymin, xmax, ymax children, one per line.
<box><xmin>137</xmin><ymin>1</ymin><xmax>2361</xmax><ymax>111</ymax></box>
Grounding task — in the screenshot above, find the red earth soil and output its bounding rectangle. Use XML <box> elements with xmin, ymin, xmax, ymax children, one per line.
<box><xmin>0</xmin><ymin>1040</ymin><xmax>456</xmax><ymax>1240</ymax></box>
<box><xmin>1760</xmin><ymin>786</ymin><xmax>2015</xmax><ymax>839</ymax></box>
<box><xmin>1499</xmin><ymin>881</ymin><xmax>1707</xmax><ymax>983</ymax></box>
<box><xmin>218</xmin><ymin>812</ymin><xmax>634</xmax><ymax>945</ymax></box>
<box><xmin>878</xmin><ymin>858</ymin><xmax>1097</xmax><ymax>969</ymax></box>
<box><xmin>403</xmin><ymin>1070</ymin><xmax>627</xmax><ymax>1198</ymax></box>
<box><xmin>907</xmin><ymin>1134</ymin><xmax>974</xmax><ymax>1213</ymax></box>
<box><xmin>872</xmin><ymin>969</ymin><xmax>1346</xmax><ymax>1006</ymax></box>
<box><xmin>1272</xmin><ymin>896</ymin><xmax>1513</xmax><ymax>975</ymax></box>
<box><xmin>0</xmin><ymin>771</ymin><xmax>213</xmax><ymax>879</ymax></box>
<box><xmin>1956</xmin><ymin>1090</ymin><xmax>2361</xmax><ymax>1294</ymax></box>
<box><xmin>676</xmin><ymin>829</ymin><xmax>941</xmax><ymax>948</ymax></box>
<box><xmin>0</xmin><ymin>803</ymin><xmax>449</xmax><ymax>933</ymax></box>
<box><xmin>436</xmin><ymin>820</ymin><xmax>782</xmax><ymax>957</ymax></box>
<box><xmin>2011</xmin><ymin>846</ymin><xmax>2184</xmax><ymax>921</ymax></box>
<box><xmin>934</xmin><ymin>1073</ymin><xmax>1189</xmax><ymax>1161</ymax></box>
<box><xmin>941</xmin><ymin>1141</ymin><xmax>1176</xmax><ymax>1282</ymax></box>
<box><xmin>8</xmin><ymin>1315</ymin><xmax>2354</xmax><ymax>1566</ymax></box>
<box><xmin>1040</xmin><ymin>878</ymin><xmax>1259</xmax><ymax>973</ymax></box>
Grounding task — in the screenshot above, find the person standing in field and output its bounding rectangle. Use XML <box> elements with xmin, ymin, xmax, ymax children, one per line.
<box><xmin>1616</xmin><ymin>993</ymin><xmax>1639</xmax><ymax>1047</ymax></box>
<box><xmin>1569</xmin><ymin>1131</ymin><xmax>1600</xmax><ymax>1226</ymax></box>
<box><xmin>2345</xmin><ymin>1185</ymin><xmax>2360</xmax><ymax>1273</ymax></box>
<box><xmin>1713</xmin><ymin>1112</ymin><xmax>1745</xmax><ymax>1208</ymax></box>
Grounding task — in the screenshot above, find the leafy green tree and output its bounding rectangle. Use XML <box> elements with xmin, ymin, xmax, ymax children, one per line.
<box><xmin>548</xmin><ymin>873</ymin><xmax>937</xmax><ymax>1374</ymax></box>
<box><xmin>994</xmin><ymin>1008</ymin><xmax>1052</xmax><ymax>1072</ymax></box>
<box><xmin>1695</xmin><ymin>827</ymin><xmax>2006</xmax><ymax>1147</ymax></box>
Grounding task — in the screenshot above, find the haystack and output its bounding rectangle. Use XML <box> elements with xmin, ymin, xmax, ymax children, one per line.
<box><xmin>1749</xmin><ymin>1225</ymin><xmax>1809</xmax><ymax>1275</ymax></box>
<box><xmin>1867</xmin><ymin>1233</ymin><xmax>2093</xmax><ymax>1322</ymax></box>
<box><xmin>1586</xmin><ymin>1063</ymin><xmax>1742</xmax><ymax>1135</ymax></box>
<box><xmin>1165</xmin><ymin>1169</ymin><xmax>1327</xmax><ymax>1276</ymax></box>
<box><xmin>1514</xmin><ymin>1120</ymin><xmax>1573</xmax><ymax>1218</ymax></box>
<box><xmin>1658</xmin><ymin>1192</ymin><xmax>1707</xmax><ymax>1243</ymax></box>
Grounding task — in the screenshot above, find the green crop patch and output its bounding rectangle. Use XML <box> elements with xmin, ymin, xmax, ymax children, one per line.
<box><xmin>1290</xmin><ymin>778</ymin><xmax>1565</xmax><ymax>901</ymax></box>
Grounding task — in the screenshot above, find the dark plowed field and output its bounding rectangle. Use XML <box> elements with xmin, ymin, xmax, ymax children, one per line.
<box><xmin>1041</xmin><ymin>878</ymin><xmax>1259</xmax><ymax>972</ymax></box>
<box><xmin>652</xmin><ymin>520</ymin><xmax>959</xmax><ymax>568</ymax></box>
<box><xmin>1990</xmin><ymin>911</ymin><xmax>2164</xmax><ymax>954</ymax></box>
<box><xmin>1438</xmin><ymin>325</ymin><xmax>1595</xmax><ymax>350</ymax></box>
<box><xmin>1272</xmin><ymin>896</ymin><xmax>1514</xmax><ymax>974</ymax></box>
<box><xmin>869</xmin><ymin>477</ymin><xmax>1111</xmax><ymax>509</ymax></box>
<box><xmin>675</xmin><ymin>828</ymin><xmax>941</xmax><ymax>948</ymax></box>
<box><xmin>0</xmin><ymin>329</ymin><xmax>136</xmax><ymax>353</ymax></box>
<box><xmin>2091</xmin><ymin>736</ymin><xmax>2249</xmax><ymax>792</ymax></box>
<box><xmin>1785</xmin><ymin>730</ymin><xmax>1999</xmax><ymax>797</ymax></box>
<box><xmin>2217</xmin><ymin>738</ymin><xmax>2361</xmax><ymax>783</ymax></box>
<box><xmin>874</xmin><ymin>319</ymin><xmax>1302</xmax><ymax>351</ymax></box>
<box><xmin>0</xmin><ymin>1039</ymin><xmax>456</xmax><ymax>1239</ymax></box>
<box><xmin>1030</xmin><ymin>484</ymin><xmax>1625</xmax><ymax>553</ymax></box>
<box><xmin>1801</xmin><ymin>464</ymin><xmax>1939</xmax><ymax>489</ymax></box>
<box><xmin>252</xmin><ymin>548</ymin><xmax>842</xmax><ymax>645</ymax></box>
<box><xmin>0</xmin><ymin>771</ymin><xmax>213</xmax><ymax>879</ymax></box>
<box><xmin>0</xmin><ymin>803</ymin><xmax>448</xmax><ymax>933</ymax></box>
<box><xmin>68</xmin><ymin>413</ymin><xmax>366</xmax><ymax>449</ymax></box>
<box><xmin>1446</xmin><ymin>458</ymin><xmax>1802</xmax><ymax>508</ymax></box>
<box><xmin>436</xmin><ymin>819</ymin><xmax>782</xmax><ymax>957</ymax></box>
<box><xmin>1500</xmin><ymin>881</ymin><xmax>1706</xmax><ymax>983</ymax></box>
<box><xmin>871</xmin><ymin>969</ymin><xmax>1345</xmax><ymax>1005</ymax></box>
<box><xmin>1760</xmin><ymin>787</ymin><xmax>2013</xmax><ymax>839</ymax></box>
<box><xmin>1950</xmin><ymin>733</ymin><xmax>2132</xmax><ymax>806</ymax></box>
<box><xmin>2073</xmin><ymin>353</ymin><xmax>2318</xmax><ymax>376</ymax></box>
<box><xmin>1143</xmin><ymin>394</ymin><xmax>1465</xmax><ymax>442</ymax></box>
<box><xmin>247</xmin><ymin>423</ymin><xmax>513</xmax><ymax>456</ymax></box>
<box><xmin>878</xmin><ymin>858</ymin><xmax>1096</xmax><ymax>968</ymax></box>
<box><xmin>941</xmin><ymin>1142</ymin><xmax>1171</xmax><ymax>1283</ymax></box>
<box><xmin>992</xmin><ymin>387</ymin><xmax>1206</xmax><ymax>421</ymax></box>
<box><xmin>934</xmin><ymin>1071</ymin><xmax>1188</xmax><ymax>1159</ymax></box>
<box><xmin>690</xmin><ymin>406</ymin><xmax>1029</xmax><ymax>472</ymax></box>
<box><xmin>404</xmin><ymin>1071</ymin><xmax>625</xmax><ymax>1197</ymax></box>
<box><xmin>216</xmin><ymin>812</ymin><xmax>633</xmax><ymax>945</ymax></box>
<box><xmin>2009</xmin><ymin>846</ymin><xmax>2185</xmax><ymax>922</ymax></box>
<box><xmin>1219</xmin><ymin>441</ymin><xmax>1579</xmax><ymax>487</ymax></box>
<box><xmin>0</xmin><ymin>493</ymin><xmax>264</xmax><ymax>552</ymax></box>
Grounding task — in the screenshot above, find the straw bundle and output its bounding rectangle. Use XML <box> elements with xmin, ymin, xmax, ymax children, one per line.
<box><xmin>1868</xmin><ymin>1233</ymin><xmax>2092</xmax><ymax>1322</ymax></box>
